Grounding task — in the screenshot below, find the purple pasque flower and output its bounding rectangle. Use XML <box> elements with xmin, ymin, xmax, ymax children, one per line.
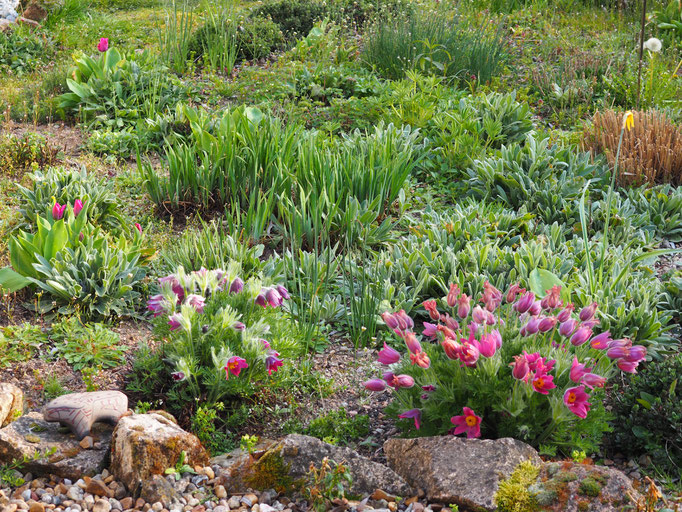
<box><xmin>265</xmin><ymin>287</ymin><xmax>283</xmax><ymax>307</ymax></box>
<box><xmin>514</xmin><ymin>291</ymin><xmax>535</xmax><ymax>314</ymax></box>
<box><xmin>255</xmin><ymin>292</ymin><xmax>267</xmax><ymax>308</ymax></box>
<box><xmin>556</xmin><ymin>303</ymin><xmax>574</xmax><ymax>323</ymax></box>
<box><xmin>559</xmin><ymin>318</ymin><xmax>577</xmax><ymax>337</ymax></box>
<box><xmin>589</xmin><ymin>331</ymin><xmax>611</xmax><ymax>350</ymax></box>
<box><xmin>538</xmin><ymin>316</ymin><xmax>557</xmax><ymax>333</ymax></box>
<box><xmin>398</xmin><ymin>408</ymin><xmax>422</xmax><ymax>430</ymax></box>
<box><xmin>377</xmin><ymin>342</ymin><xmax>400</xmax><ymax>365</ymax></box>
<box><xmin>185</xmin><ymin>294</ymin><xmax>205</xmax><ymax>313</ymax></box>
<box><xmin>171</xmin><ymin>371</ymin><xmax>186</xmax><ymax>381</ymax></box>
<box><xmin>168</xmin><ymin>313</ymin><xmax>184</xmax><ymax>331</ymax></box>
<box><xmin>423</xmin><ymin>322</ymin><xmax>438</xmax><ymax>339</ymax></box>
<box><xmin>570</xmin><ymin>326</ymin><xmax>593</xmax><ymax>346</ymax></box>
<box><xmin>457</xmin><ymin>294</ymin><xmax>471</xmax><ymax>319</ymax></box>
<box><xmin>229</xmin><ymin>277</ymin><xmax>244</xmax><ymax>294</ymax></box>
<box><xmin>265</xmin><ymin>351</ymin><xmax>283</xmax><ymax>375</ymax></box>
<box><xmin>232</xmin><ymin>321</ymin><xmax>246</xmax><ymax>331</ymax></box>
<box><xmin>579</xmin><ymin>302</ymin><xmax>598</xmax><ymax>322</ymax></box>
<box><xmin>275</xmin><ymin>285</ymin><xmax>290</xmax><ymax>300</ymax></box>
<box><xmin>529</xmin><ymin>300</ymin><xmax>542</xmax><ymax>316</ymax></box>
<box><xmin>147</xmin><ymin>294</ymin><xmax>170</xmax><ymax>317</ymax></box>
<box><xmin>521</xmin><ymin>316</ymin><xmax>540</xmax><ymax>336</ymax></box>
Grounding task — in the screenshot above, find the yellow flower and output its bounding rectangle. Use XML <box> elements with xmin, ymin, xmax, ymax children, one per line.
<box><xmin>623</xmin><ymin>111</ymin><xmax>634</xmax><ymax>131</ymax></box>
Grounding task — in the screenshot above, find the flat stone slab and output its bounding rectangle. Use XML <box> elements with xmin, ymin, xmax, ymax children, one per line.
<box><xmin>43</xmin><ymin>391</ymin><xmax>128</xmax><ymax>440</ymax></box>
<box><xmin>0</xmin><ymin>411</ymin><xmax>112</xmax><ymax>479</ymax></box>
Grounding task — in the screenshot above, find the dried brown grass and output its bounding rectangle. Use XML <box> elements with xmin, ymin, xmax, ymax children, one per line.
<box><xmin>582</xmin><ymin>109</ymin><xmax>682</xmax><ymax>187</ymax></box>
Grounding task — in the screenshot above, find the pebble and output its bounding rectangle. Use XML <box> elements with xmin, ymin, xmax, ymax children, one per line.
<box><xmin>66</xmin><ymin>489</ymin><xmax>82</xmax><ymax>502</ymax></box>
<box><xmin>109</xmin><ymin>499</ymin><xmax>122</xmax><ymax>511</ymax></box>
<box><xmin>213</xmin><ymin>487</ymin><xmax>226</xmax><ymax>500</ymax></box>
<box><xmin>119</xmin><ymin>498</ymin><xmax>133</xmax><ymax>510</ymax></box>
<box><xmin>213</xmin><ymin>507</ymin><xmax>227</xmax><ymax>512</ymax></box>
<box><xmin>151</xmin><ymin>503</ymin><xmax>163</xmax><ymax>512</ymax></box>
<box><xmin>226</xmin><ymin>498</ymin><xmax>240</xmax><ymax>510</ymax></box>
<box><xmin>92</xmin><ymin>500</ymin><xmax>111</xmax><ymax>512</ymax></box>
<box><xmin>28</xmin><ymin>503</ymin><xmax>44</xmax><ymax>512</ymax></box>
<box><xmin>21</xmin><ymin>493</ymin><xmax>31</xmax><ymax>502</ymax></box>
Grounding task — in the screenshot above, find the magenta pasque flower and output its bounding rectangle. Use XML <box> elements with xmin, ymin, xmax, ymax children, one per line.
<box><xmin>168</xmin><ymin>313</ymin><xmax>183</xmax><ymax>331</ymax></box>
<box><xmin>475</xmin><ymin>333</ymin><xmax>497</xmax><ymax>358</ymax></box>
<box><xmin>442</xmin><ymin>337</ymin><xmax>461</xmax><ymax>360</ymax></box>
<box><xmin>171</xmin><ymin>371</ymin><xmax>186</xmax><ymax>381</ymax></box>
<box><xmin>581</xmin><ymin>373</ymin><xmax>606</xmax><ymax>389</ymax></box>
<box><xmin>363</xmin><ymin>378</ymin><xmax>387</xmax><ymax>392</ymax></box>
<box><xmin>514</xmin><ymin>291</ymin><xmax>535</xmax><ymax>314</ymax></box>
<box><xmin>481</xmin><ymin>280</ymin><xmax>502</xmax><ymax>312</ymax></box>
<box><xmin>410</xmin><ymin>350</ymin><xmax>430</xmax><ymax>369</ymax></box>
<box><xmin>564</xmin><ymin>385</ymin><xmax>591</xmax><ymax>418</ymax></box>
<box><xmin>458</xmin><ymin>341</ymin><xmax>480</xmax><ymax>367</ymax></box>
<box><xmin>447</xmin><ymin>283</ymin><xmax>460</xmax><ymax>308</ymax></box>
<box><xmin>398</xmin><ymin>408</ymin><xmax>422</xmax><ymax>430</ymax></box>
<box><xmin>423</xmin><ymin>322</ymin><xmax>438</xmax><ymax>339</ymax></box>
<box><xmin>275</xmin><ymin>285</ymin><xmax>290</xmax><ymax>300</ymax></box>
<box><xmin>450</xmin><ymin>407</ymin><xmax>481</xmax><ymax>438</ymax></box>
<box><xmin>73</xmin><ymin>199</ymin><xmax>84</xmax><ymax>217</ymax></box>
<box><xmin>255</xmin><ymin>293</ymin><xmax>267</xmax><ymax>307</ymax></box>
<box><xmin>265</xmin><ymin>287</ymin><xmax>283</xmax><ymax>307</ymax></box>
<box><xmin>559</xmin><ymin>318</ymin><xmax>577</xmax><ymax>337</ymax></box>
<box><xmin>531</xmin><ymin>371</ymin><xmax>556</xmax><ymax>395</ymax></box>
<box><xmin>224</xmin><ymin>356</ymin><xmax>248</xmax><ymax>379</ymax></box>
<box><xmin>383</xmin><ymin>372</ymin><xmax>415</xmax><ymax>389</ymax></box>
<box><xmin>538</xmin><ymin>316</ymin><xmax>557</xmax><ymax>333</ymax></box>
<box><xmin>569</xmin><ymin>357</ymin><xmax>589</xmax><ymax>383</ymax></box>
<box><xmin>404</xmin><ymin>332</ymin><xmax>422</xmax><ymax>354</ymax></box>
<box><xmin>556</xmin><ymin>303</ymin><xmax>574</xmax><ymax>323</ymax></box>
<box><xmin>589</xmin><ymin>331</ymin><xmax>611</xmax><ymax>350</ymax></box>
<box><xmin>423</xmin><ymin>299</ymin><xmax>440</xmax><ymax>321</ymax></box>
<box><xmin>377</xmin><ymin>342</ymin><xmax>400</xmax><ymax>365</ymax></box>
<box><xmin>456</xmin><ymin>294</ymin><xmax>471</xmax><ymax>319</ymax></box>
<box><xmin>506</xmin><ymin>283</ymin><xmax>525</xmax><ymax>303</ymax></box>
<box><xmin>540</xmin><ymin>285</ymin><xmax>563</xmax><ymax>310</ymax></box>
<box><xmin>570</xmin><ymin>326</ymin><xmax>592</xmax><ymax>346</ymax></box>
<box><xmin>381</xmin><ymin>311</ymin><xmax>399</xmax><ymax>330</ymax></box>
<box><xmin>510</xmin><ymin>355</ymin><xmax>530</xmax><ymax>380</ymax></box>
<box><xmin>147</xmin><ymin>294</ymin><xmax>169</xmax><ymax>317</ymax></box>
<box><xmin>521</xmin><ymin>316</ymin><xmax>540</xmax><ymax>336</ymax></box>
<box><xmin>97</xmin><ymin>37</ymin><xmax>109</xmax><ymax>52</ymax></box>
<box><xmin>579</xmin><ymin>302</ymin><xmax>598</xmax><ymax>322</ymax></box>
<box><xmin>529</xmin><ymin>300</ymin><xmax>542</xmax><ymax>316</ymax></box>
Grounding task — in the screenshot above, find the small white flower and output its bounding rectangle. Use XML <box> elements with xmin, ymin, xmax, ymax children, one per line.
<box><xmin>643</xmin><ymin>37</ymin><xmax>662</xmax><ymax>53</ymax></box>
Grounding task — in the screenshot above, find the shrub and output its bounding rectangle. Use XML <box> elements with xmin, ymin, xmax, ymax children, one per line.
<box><xmin>235</xmin><ymin>17</ymin><xmax>285</xmax><ymax>62</ymax></box>
<box><xmin>49</xmin><ymin>318</ymin><xmax>126</xmax><ymax>371</ymax></box>
<box><xmin>253</xmin><ymin>0</ymin><xmax>327</xmax><ymax>39</ymax></box>
<box><xmin>16</xmin><ymin>166</ymin><xmax>122</xmax><ymax>232</ymax></box>
<box><xmin>364</xmin><ymin>281</ymin><xmax>648</xmax><ymax>454</ymax></box>
<box><xmin>302</xmin><ymin>407</ymin><xmax>370</xmax><ymax>446</ymax></box>
<box><xmin>59</xmin><ymin>47</ymin><xmax>192</xmax><ymax>128</ymax></box>
<box><xmin>653</xmin><ymin>0</ymin><xmax>682</xmax><ymax>44</ymax></box>
<box><xmin>583</xmin><ymin>110</ymin><xmax>682</xmax><ymax>186</ymax></box>
<box><xmin>0</xmin><ymin>132</ymin><xmax>60</xmax><ymax>178</ymax></box>
<box><xmin>362</xmin><ymin>9</ymin><xmax>507</xmax><ymax>84</ymax></box>
<box><xmin>140</xmin><ymin>267</ymin><xmax>302</xmax><ymax>414</ymax></box>
<box><xmin>466</xmin><ymin>136</ymin><xmax>604</xmax><ymax>225</ymax></box>
<box><xmin>0</xmin><ymin>323</ymin><xmax>45</xmax><ymax>368</ymax></box>
<box><xmin>609</xmin><ymin>353</ymin><xmax>682</xmax><ymax>475</ymax></box>
<box><xmin>0</xmin><ymin>27</ymin><xmax>54</xmax><ymax>74</ymax></box>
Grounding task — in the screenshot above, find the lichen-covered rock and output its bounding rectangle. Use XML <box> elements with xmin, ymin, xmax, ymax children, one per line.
<box><xmin>525</xmin><ymin>461</ymin><xmax>641</xmax><ymax>512</ymax></box>
<box><xmin>0</xmin><ymin>383</ymin><xmax>23</xmax><ymax>427</ymax></box>
<box><xmin>139</xmin><ymin>475</ymin><xmax>182</xmax><ymax>507</ymax></box>
<box><xmin>215</xmin><ymin>434</ymin><xmax>412</xmax><ymax>498</ymax></box>
<box><xmin>0</xmin><ymin>411</ymin><xmax>112</xmax><ymax>479</ymax></box>
<box><xmin>384</xmin><ymin>436</ymin><xmax>542</xmax><ymax>511</ymax></box>
<box><xmin>43</xmin><ymin>391</ymin><xmax>128</xmax><ymax>440</ymax></box>
<box><xmin>109</xmin><ymin>412</ymin><xmax>209</xmax><ymax>495</ymax></box>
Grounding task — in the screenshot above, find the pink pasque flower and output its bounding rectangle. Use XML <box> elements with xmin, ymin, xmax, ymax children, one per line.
<box><xmin>458</xmin><ymin>341</ymin><xmax>480</xmax><ymax>367</ymax></box>
<box><xmin>579</xmin><ymin>302</ymin><xmax>598</xmax><ymax>322</ymax></box>
<box><xmin>363</xmin><ymin>379</ymin><xmax>387</xmax><ymax>392</ymax></box>
<box><xmin>423</xmin><ymin>322</ymin><xmax>438</xmax><ymax>339</ymax></box>
<box><xmin>442</xmin><ymin>337</ymin><xmax>461</xmax><ymax>360</ymax></box>
<box><xmin>589</xmin><ymin>331</ymin><xmax>611</xmax><ymax>350</ymax></box>
<box><xmin>531</xmin><ymin>372</ymin><xmax>556</xmax><ymax>395</ymax></box>
<box><xmin>564</xmin><ymin>385</ymin><xmax>591</xmax><ymax>418</ymax></box>
<box><xmin>514</xmin><ymin>291</ymin><xmax>535</xmax><ymax>314</ymax></box>
<box><xmin>398</xmin><ymin>409</ymin><xmax>422</xmax><ymax>430</ymax></box>
<box><xmin>569</xmin><ymin>357</ymin><xmax>589</xmax><ymax>383</ymax></box>
<box><xmin>556</xmin><ymin>303</ymin><xmax>574</xmax><ymax>323</ymax></box>
<box><xmin>97</xmin><ymin>37</ymin><xmax>109</xmax><ymax>52</ymax></box>
<box><xmin>265</xmin><ymin>352</ymin><xmax>283</xmax><ymax>375</ymax></box>
<box><xmin>168</xmin><ymin>313</ymin><xmax>183</xmax><ymax>331</ymax></box>
<box><xmin>410</xmin><ymin>350</ymin><xmax>430</xmax><ymax>369</ymax></box>
<box><xmin>529</xmin><ymin>300</ymin><xmax>542</xmax><ymax>316</ymax></box>
<box><xmin>450</xmin><ymin>407</ymin><xmax>482</xmax><ymax>438</ymax></box>
<box><xmin>224</xmin><ymin>356</ymin><xmax>248</xmax><ymax>379</ymax></box>
<box><xmin>457</xmin><ymin>294</ymin><xmax>471</xmax><ymax>319</ymax></box>
<box><xmin>377</xmin><ymin>342</ymin><xmax>400</xmax><ymax>365</ymax></box>
<box><xmin>447</xmin><ymin>283</ymin><xmax>460</xmax><ymax>308</ymax></box>
<box><xmin>540</xmin><ymin>285</ymin><xmax>563</xmax><ymax>310</ymax></box>
<box><xmin>570</xmin><ymin>326</ymin><xmax>592</xmax><ymax>346</ymax></box>
<box><xmin>481</xmin><ymin>280</ymin><xmax>502</xmax><ymax>312</ymax></box>
<box><xmin>381</xmin><ymin>311</ymin><xmax>399</xmax><ymax>330</ymax></box>
<box><xmin>185</xmin><ymin>294</ymin><xmax>205</xmax><ymax>313</ymax></box>
<box><xmin>475</xmin><ymin>333</ymin><xmax>497</xmax><ymax>358</ymax></box>
<box><xmin>506</xmin><ymin>283</ymin><xmax>525</xmax><ymax>303</ymax></box>
<box><xmin>581</xmin><ymin>373</ymin><xmax>606</xmax><ymax>389</ymax></box>
<box><xmin>538</xmin><ymin>316</ymin><xmax>557</xmax><ymax>333</ymax></box>
<box><xmin>404</xmin><ymin>332</ymin><xmax>422</xmax><ymax>354</ymax></box>
<box><xmin>383</xmin><ymin>372</ymin><xmax>414</xmax><ymax>389</ymax></box>
<box><xmin>423</xmin><ymin>300</ymin><xmax>440</xmax><ymax>321</ymax></box>
<box><xmin>510</xmin><ymin>355</ymin><xmax>530</xmax><ymax>380</ymax></box>
<box><xmin>559</xmin><ymin>318</ymin><xmax>577</xmax><ymax>337</ymax></box>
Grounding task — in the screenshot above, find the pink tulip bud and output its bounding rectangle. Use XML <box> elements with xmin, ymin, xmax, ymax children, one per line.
<box><xmin>73</xmin><ymin>199</ymin><xmax>84</xmax><ymax>217</ymax></box>
<box><xmin>134</xmin><ymin>222</ymin><xmax>142</xmax><ymax>233</ymax></box>
<box><xmin>52</xmin><ymin>202</ymin><xmax>66</xmax><ymax>220</ymax></box>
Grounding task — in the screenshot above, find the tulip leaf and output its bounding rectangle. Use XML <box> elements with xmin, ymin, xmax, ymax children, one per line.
<box><xmin>0</xmin><ymin>267</ymin><xmax>32</xmax><ymax>292</ymax></box>
<box><xmin>636</xmin><ymin>398</ymin><xmax>652</xmax><ymax>410</ymax></box>
<box><xmin>528</xmin><ymin>269</ymin><xmax>566</xmax><ymax>299</ymax></box>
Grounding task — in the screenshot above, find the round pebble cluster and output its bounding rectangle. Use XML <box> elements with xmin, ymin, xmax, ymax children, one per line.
<box><xmin>0</xmin><ymin>0</ymin><xmax>19</xmax><ymax>21</ymax></box>
<box><xmin>0</xmin><ymin>467</ymin><xmax>438</xmax><ymax>512</ymax></box>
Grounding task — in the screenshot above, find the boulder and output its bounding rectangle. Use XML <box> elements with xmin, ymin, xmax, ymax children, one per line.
<box><xmin>43</xmin><ymin>391</ymin><xmax>128</xmax><ymax>440</ymax></box>
<box><xmin>0</xmin><ymin>383</ymin><xmax>23</xmax><ymax>427</ymax></box>
<box><xmin>109</xmin><ymin>412</ymin><xmax>209</xmax><ymax>495</ymax></box>
<box><xmin>216</xmin><ymin>434</ymin><xmax>412</xmax><ymax>498</ymax></box>
<box><xmin>20</xmin><ymin>1</ymin><xmax>45</xmax><ymax>21</ymax></box>
<box><xmin>0</xmin><ymin>411</ymin><xmax>112</xmax><ymax>479</ymax></box>
<box><xmin>525</xmin><ymin>461</ymin><xmax>641</xmax><ymax>511</ymax></box>
<box><xmin>384</xmin><ymin>436</ymin><xmax>542</xmax><ymax>511</ymax></box>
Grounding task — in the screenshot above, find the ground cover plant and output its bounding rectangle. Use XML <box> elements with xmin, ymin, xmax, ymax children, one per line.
<box><xmin>0</xmin><ymin>0</ymin><xmax>682</xmax><ymax>507</ymax></box>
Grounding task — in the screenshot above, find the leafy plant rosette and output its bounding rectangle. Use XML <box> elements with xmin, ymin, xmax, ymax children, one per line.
<box><xmin>363</xmin><ymin>280</ymin><xmax>648</xmax><ymax>454</ymax></box>
<box><xmin>148</xmin><ymin>266</ymin><xmax>300</xmax><ymax>407</ymax></box>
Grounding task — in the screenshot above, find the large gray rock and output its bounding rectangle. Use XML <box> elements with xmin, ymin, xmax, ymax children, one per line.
<box><xmin>384</xmin><ymin>436</ymin><xmax>542</xmax><ymax>511</ymax></box>
<box><xmin>110</xmin><ymin>412</ymin><xmax>209</xmax><ymax>496</ymax></box>
<box><xmin>527</xmin><ymin>461</ymin><xmax>641</xmax><ymax>511</ymax></box>
<box><xmin>0</xmin><ymin>411</ymin><xmax>112</xmax><ymax>479</ymax></box>
<box><xmin>0</xmin><ymin>383</ymin><xmax>23</xmax><ymax>427</ymax></box>
<box><xmin>43</xmin><ymin>391</ymin><xmax>128</xmax><ymax>440</ymax></box>
<box><xmin>216</xmin><ymin>434</ymin><xmax>412</xmax><ymax>498</ymax></box>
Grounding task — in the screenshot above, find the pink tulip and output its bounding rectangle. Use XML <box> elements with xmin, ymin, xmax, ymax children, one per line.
<box><xmin>97</xmin><ymin>37</ymin><xmax>109</xmax><ymax>52</ymax></box>
<box><xmin>450</xmin><ymin>407</ymin><xmax>481</xmax><ymax>438</ymax></box>
<box><xmin>564</xmin><ymin>385</ymin><xmax>591</xmax><ymax>419</ymax></box>
<box><xmin>52</xmin><ymin>202</ymin><xmax>66</xmax><ymax>220</ymax></box>
<box><xmin>73</xmin><ymin>199</ymin><xmax>84</xmax><ymax>217</ymax></box>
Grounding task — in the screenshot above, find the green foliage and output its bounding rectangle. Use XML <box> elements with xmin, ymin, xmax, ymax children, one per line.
<box><xmin>59</xmin><ymin>47</ymin><xmax>192</xmax><ymax>129</ymax></box>
<box><xmin>164</xmin><ymin>450</ymin><xmax>195</xmax><ymax>480</ymax></box>
<box><xmin>253</xmin><ymin>0</ymin><xmax>327</xmax><ymax>39</ymax></box>
<box><xmin>362</xmin><ymin>9</ymin><xmax>507</xmax><ymax>84</ymax></box>
<box><xmin>42</xmin><ymin>374</ymin><xmax>68</xmax><ymax>400</ymax></box>
<box><xmin>0</xmin><ymin>323</ymin><xmax>46</xmax><ymax>368</ymax></box>
<box><xmin>0</xmin><ymin>28</ymin><xmax>54</xmax><ymax>74</ymax></box>
<box><xmin>0</xmin><ymin>132</ymin><xmax>60</xmax><ymax>178</ymax></box>
<box><xmin>654</xmin><ymin>1</ymin><xmax>682</xmax><ymax>44</ymax></box>
<box><xmin>0</xmin><ymin>449</ymin><xmax>58</xmax><ymax>488</ymax></box>
<box><xmin>304</xmin><ymin>458</ymin><xmax>353</xmax><ymax>512</ymax></box>
<box><xmin>16</xmin><ymin>166</ymin><xmax>122</xmax><ymax>232</ymax></box>
<box><xmin>191</xmin><ymin>402</ymin><xmax>232</xmax><ymax>455</ymax></box>
<box><xmin>235</xmin><ymin>18</ymin><xmax>285</xmax><ymax>62</ymax></box>
<box><xmin>609</xmin><ymin>353</ymin><xmax>682</xmax><ymax>476</ymax></box>
<box><xmin>49</xmin><ymin>317</ymin><xmax>126</xmax><ymax>371</ymax></box>
<box><xmin>300</xmin><ymin>407</ymin><xmax>370</xmax><ymax>446</ymax></box>
<box><xmin>494</xmin><ymin>460</ymin><xmax>540</xmax><ymax>512</ymax></box>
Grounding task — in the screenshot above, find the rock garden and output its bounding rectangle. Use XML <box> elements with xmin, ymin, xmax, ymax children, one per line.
<box><xmin>0</xmin><ymin>0</ymin><xmax>681</xmax><ymax>510</ymax></box>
